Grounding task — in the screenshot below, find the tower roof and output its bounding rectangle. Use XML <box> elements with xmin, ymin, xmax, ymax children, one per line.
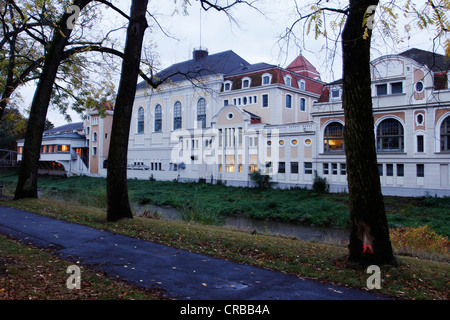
<box><xmin>287</xmin><ymin>54</ymin><xmax>320</xmax><ymax>79</ymax></box>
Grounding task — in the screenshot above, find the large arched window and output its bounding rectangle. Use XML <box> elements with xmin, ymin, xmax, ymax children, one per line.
<box><xmin>377</xmin><ymin>118</ymin><xmax>404</xmax><ymax>152</ymax></box>
<box><xmin>173</xmin><ymin>101</ymin><xmax>182</xmax><ymax>130</ymax></box>
<box><xmin>137</xmin><ymin>107</ymin><xmax>144</xmax><ymax>134</ymax></box>
<box><xmin>324</xmin><ymin>122</ymin><xmax>344</xmax><ymax>152</ymax></box>
<box><xmin>154</xmin><ymin>104</ymin><xmax>162</xmax><ymax>132</ymax></box>
<box><xmin>197</xmin><ymin>98</ymin><xmax>206</xmax><ymax>128</ymax></box>
<box><xmin>441</xmin><ymin>115</ymin><xmax>450</xmax><ymax>151</ymax></box>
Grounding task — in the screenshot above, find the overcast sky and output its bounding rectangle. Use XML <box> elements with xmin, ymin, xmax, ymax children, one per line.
<box><xmin>17</xmin><ymin>0</ymin><xmax>443</xmax><ymax>126</ymax></box>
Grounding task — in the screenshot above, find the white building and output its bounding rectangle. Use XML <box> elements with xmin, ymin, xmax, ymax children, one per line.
<box><xmin>18</xmin><ymin>48</ymin><xmax>450</xmax><ymax>196</ymax></box>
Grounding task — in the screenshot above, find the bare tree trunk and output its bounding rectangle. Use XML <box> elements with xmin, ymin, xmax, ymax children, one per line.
<box><xmin>106</xmin><ymin>0</ymin><xmax>149</xmax><ymax>222</ymax></box>
<box><xmin>342</xmin><ymin>0</ymin><xmax>396</xmax><ymax>265</ymax></box>
<box><xmin>14</xmin><ymin>0</ymin><xmax>92</xmax><ymax>200</ymax></box>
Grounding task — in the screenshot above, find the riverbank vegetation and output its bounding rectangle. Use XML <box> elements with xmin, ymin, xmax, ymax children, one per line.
<box><xmin>0</xmin><ymin>171</ymin><xmax>448</xmax><ymax>299</ymax></box>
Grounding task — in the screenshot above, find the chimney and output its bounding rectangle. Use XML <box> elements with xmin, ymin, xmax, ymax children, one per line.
<box><xmin>193</xmin><ymin>47</ymin><xmax>208</xmax><ymax>60</ymax></box>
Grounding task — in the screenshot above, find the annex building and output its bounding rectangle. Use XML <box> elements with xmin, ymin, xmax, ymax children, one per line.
<box><xmin>17</xmin><ymin>48</ymin><xmax>450</xmax><ymax>197</ymax></box>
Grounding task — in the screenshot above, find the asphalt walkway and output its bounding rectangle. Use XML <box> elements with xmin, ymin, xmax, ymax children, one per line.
<box><xmin>0</xmin><ymin>204</ymin><xmax>390</xmax><ymax>300</ymax></box>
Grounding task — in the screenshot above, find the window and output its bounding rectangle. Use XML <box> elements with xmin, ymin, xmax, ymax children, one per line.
<box><xmin>262</xmin><ymin>73</ymin><xmax>272</xmax><ymax>85</ymax></box>
<box><xmin>417</xmin><ymin>164</ymin><xmax>424</xmax><ymax>177</ymax></box>
<box><xmin>299</xmin><ymin>80</ymin><xmax>305</xmax><ymax>91</ymax></box>
<box><xmin>300</xmin><ymin>98</ymin><xmax>306</xmax><ymax>111</ymax></box>
<box><xmin>284</xmin><ymin>75</ymin><xmax>292</xmax><ymax>86</ymax></box>
<box><xmin>391</xmin><ymin>82</ymin><xmax>403</xmax><ymax>94</ymax></box>
<box><xmin>291</xmin><ymin>162</ymin><xmax>299</xmax><ymax>174</ymax></box>
<box><xmin>386</xmin><ymin>163</ymin><xmax>394</xmax><ymax>176</ymax></box>
<box><xmin>323</xmin><ymin>163</ymin><xmax>329</xmax><ymax>175</ymax></box>
<box><xmin>377</xmin><ymin>118</ymin><xmax>404</xmax><ymax>152</ymax></box>
<box><xmin>278</xmin><ymin>162</ymin><xmax>286</xmax><ymax>173</ymax></box>
<box><xmin>378</xmin><ymin>164</ymin><xmax>383</xmax><ymax>176</ymax></box>
<box><xmin>58</xmin><ymin>145</ymin><xmax>70</xmax><ymax>153</ymax></box>
<box><xmin>397</xmin><ymin>164</ymin><xmax>404</xmax><ymax>177</ymax></box>
<box><xmin>417</xmin><ymin>135</ymin><xmax>424</xmax><ymax>153</ymax></box>
<box><xmin>262</xmin><ymin>94</ymin><xmax>269</xmax><ymax>108</ymax></box>
<box><xmin>249</xmin><ymin>155</ymin><xmax>258</xmax><ymax>173</ymax></box>
<box><xmin>93</xmin><ymin>147</ymin><xmax>97</xmax><ymax>156</ymax></box>
<box><xmin>242</xmin><ymin>78</ymin><xmax>251</xmax><ymax>88</ymax></box>
<box><xmin>416</xmin><ymin>113</ymin><xmax>424</xmax><ymax>126</ymax></box>
<box><xmin>331</xmin><ymin>89</ymin><xmax>341</xmax><ymax>99</ymax></box>
<box><xmin>440</xmin><ymin>115</ymin><xmax>450</xmax><ymax>151</ymax></box>
<box><xmin>304</xmin><ymin>162</ymin><xmax>312</xmax><ymax>174</ymax></box>
<box><xmin>415</xmin><ymin>81</ymin><xmax>424</xmax><ymax>93</ymax></box>
<box><xmin>376</xmin><ymin>84</ymin><xmax>388</xmax><ymax>96</ymax></box>
<box><xmin>286</xmin><ymin>94</ymin><xmax>292</xmax><ymax>109</ymax></box>
<box><xmin>93</xmin><ymin>132</ymin><xmax>97</xmax><ymax>142</ymax></box>
<box><xmin>332</xmin><ymin>163</ymin><xmax>338</xmax><ymax>175</ymax></box>
<box><xmin>173</xmin><ymin>101</ymin><xmax>182</xmax><ymax>130</ymax></box>
<box><xmin>224</xmin><ymin>99</ymin><xmax>229</xmax><ymax>106</ymax></box>
<box><xmin>197</xmin><ymin>98</ymin><xmax>206</xmax><ymax>128</ymax></box>
<box><xmin>154</xmin><ymin>105</ymin><xmax>162</xmax><ymax>132</ymax></box>
<box><xmin>340</xmin><ymin>163</ymin><xmax>346</xmax><ymax>175</ymax></box>
<box><xmin>224</xmin><ymin>81</ymin><xmax>232</xmax><ymax>91</ymax></box>
<box><xmin>324</xmin><ymin>122</ymin><xmax>344</xmax><ymax>153</ymax></box>
<box><xmin>137</xmin><ymin>107</ymin><xmax>144</xmax><ymax>134</ymax></box>
<box><xmin>226</xmin><ymin>155</ymin><xmax>235</xmax><ymax>172</ymax></box>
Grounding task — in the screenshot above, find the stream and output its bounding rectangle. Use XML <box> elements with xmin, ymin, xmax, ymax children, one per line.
<box><xmin>136</xmin><ymin>205</ymin><xmax>349</xmax><ymax>245</ymax></box>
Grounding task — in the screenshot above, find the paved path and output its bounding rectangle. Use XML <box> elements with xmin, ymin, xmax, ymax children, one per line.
<box><xmin>0</xmin><ymin>205</ymin><xmax>390</xmax><ymax>300</ymax></box>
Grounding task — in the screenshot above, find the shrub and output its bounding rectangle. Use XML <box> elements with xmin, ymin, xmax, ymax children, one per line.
<box><xmin>312</xmin><ymin>171</ymin><xmax>329</xmax><ymax>194</ymax></box>
<box><xmin>390</xmin><ymin>225</ymin><xmax>450</xmax><ymax>260</ymax></box>
<box><xmin>249</xmin><ymin>170</ymin><xmax>273</xmax><ymax>189</ymax></box>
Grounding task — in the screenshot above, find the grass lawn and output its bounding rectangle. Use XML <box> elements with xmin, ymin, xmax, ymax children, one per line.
<box><xmin>0</xmin><ymin>171</ymin><xmax>449</xmax><ymax>300</ymax></box>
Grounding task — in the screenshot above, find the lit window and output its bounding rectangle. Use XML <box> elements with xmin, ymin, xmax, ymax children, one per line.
<box><xmin>324</xmin><ymin>122</ymin><xmax>344</xmax><ymax>153</ymax></box>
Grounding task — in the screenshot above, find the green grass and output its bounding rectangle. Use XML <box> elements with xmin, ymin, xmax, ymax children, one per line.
<box><xmin>1</xmin><ymin>171</ymin><xmax>448</xmax><ymax>236</ymax></box>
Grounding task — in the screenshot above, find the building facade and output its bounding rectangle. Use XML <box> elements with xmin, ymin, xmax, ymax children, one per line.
<box><xmin>19</xmin><ymin>48</ymin><xmax>450</xmax><ymax>196</ymax></box>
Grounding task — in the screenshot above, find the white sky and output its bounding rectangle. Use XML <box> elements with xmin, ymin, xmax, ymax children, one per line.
<box><xmin>17</xmin><ymin>0</ymin><xmax>443</xmax><ymax>126</ymax></box>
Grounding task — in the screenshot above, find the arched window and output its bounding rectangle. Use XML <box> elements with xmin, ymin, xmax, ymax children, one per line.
<box><xmin>197</xmin><ymin>98</ymin><xmax>206</xmax><ymax>128</ymax></box>
<box><xmin>324</xmin><ymin>122</ymin><xmax>344</xmax><ymax>153</ymax></box>
<box><xmin>137</xmin><ymin>107</ymin><xmax>144</xmax><ymax>134</ymax></box>
<box><xmin>154</xmin><ymin>104</ymin><xmax>162</xmax><ymax>132</ymax></box>
<box><xmin>441</xmin><ymin>115</ymin><xmax>450</xmax><ymax>151</ymax></box>
<box><xmin>173</xmin><ymin>101</ymin><xmax>182</xmax><ymax>130</ymax></box>
<box><xmin>377</xmin><ymin>118</ymin><xmax>404</xmax><ymax>152</ymax></box>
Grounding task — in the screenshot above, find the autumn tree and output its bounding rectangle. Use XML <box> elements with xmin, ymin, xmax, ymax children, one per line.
<box><xmin>105</xmin><ymin>0</ymin><xmax>261</xmax><ymax>221</ymax></box>
<box><xmin>282</xmin><ymin>0</ymin><xmax>450</xmax><ymax>265</ymax></box>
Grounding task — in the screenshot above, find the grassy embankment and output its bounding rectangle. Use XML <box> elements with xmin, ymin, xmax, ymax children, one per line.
<box><xmin>0</xmin><ymin>171</ymin><xmax>448</xmax><ymax>300</ymax></box>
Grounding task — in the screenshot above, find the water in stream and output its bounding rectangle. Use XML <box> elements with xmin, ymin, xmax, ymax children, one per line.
<box><xmin>136</xmin><ymin>205</ymin><xmax>349</xmax><ymax>245</ymax></box>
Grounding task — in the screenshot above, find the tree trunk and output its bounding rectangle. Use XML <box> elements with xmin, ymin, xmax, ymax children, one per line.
<box><xmin>14</xmin><ymin>0</ymin><xmax>92</xmax><ymax>200</ymax></box>
<box><xmin>106</xmin><ymin>0</ymin><xmax>149</xmax><ymax>222</ymax></box>
<box><xmin>342</xmin><ymin>0</ymin><xmax>396</xmax><ymax>266</ymax></box>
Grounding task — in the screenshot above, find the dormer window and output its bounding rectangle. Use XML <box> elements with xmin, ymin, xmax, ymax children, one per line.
<box><xmin>242</xmin><ymin>77</ymin><xmax>251</xmax><ymax>89</ymax></box>
<box><xmin>224</xmin><ymin>81</ymin><xmax>232</xmax><ymax>91</ymax></box>
<box><xmin>330</xmin><ymin>87</ymin><xmax>342</xmax><ymax>101</ymax></box>
<box><xmin>262</xmin><ymin>73</ymin><xmax>272</xmax><ymax>85</ymax></box>
<box><xmin>284</xmin><ymin>75</ymin><xmax>292</xmax><ymax>86</ymax></box>
<box><xmin>298</xmin><ymin>80</ymin><xmax>306</xmax><ymax>91</ymax></box>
